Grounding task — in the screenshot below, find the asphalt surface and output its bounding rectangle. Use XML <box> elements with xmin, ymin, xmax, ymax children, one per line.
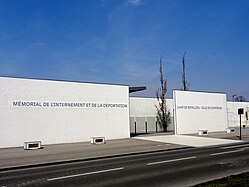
<box><xmin>1</xmin><ymin>127</ymin><xmax>248</xmax><ymax>170</ymax></box>
<box><xmin>0</xmin><ymin>138</ymin><xmax>186</xmax><ymax>170</ymax></box>
<box><xmin>1</xmin><ymin>142</ymin><xmax>249</xmax><ymax>187</ymax></box>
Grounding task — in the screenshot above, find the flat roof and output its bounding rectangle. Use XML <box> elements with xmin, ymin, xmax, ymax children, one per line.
<box><xmin>0</xmin><ymin>75</ymin><xmax>129</xmax><ymax>87</ymax></box>
<box><xmin>129</xmin><ymin>86</ymin><xmax>146</xmax><ymax>93</ymax></box>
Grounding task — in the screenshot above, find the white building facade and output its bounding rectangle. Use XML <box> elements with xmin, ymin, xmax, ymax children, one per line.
<box><xmin>0</xmin><ymin>76</ymin><xmax>130</xmax><ymax>148</ymax></box>
<box><xmin>0</xmin><ymin>76</ymin><xmax>248</xmax><ymax>148</ymax></box>
<box><xmin>130</xmin><ymin>91</ymin><xmax>249</xmax><ymax>135</ymax></box>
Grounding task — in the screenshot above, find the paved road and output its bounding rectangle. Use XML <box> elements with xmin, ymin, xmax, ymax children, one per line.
<box><xmin>1</xmin><ymin>142</ymin><xmax>249</xmax><ymax>187</ymax></box>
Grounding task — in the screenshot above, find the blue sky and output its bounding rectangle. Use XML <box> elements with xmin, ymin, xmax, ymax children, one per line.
<box><xmin>0</xmin><ymin>0</ymin><xmax>248</xmax><ymax>100</ymax></box>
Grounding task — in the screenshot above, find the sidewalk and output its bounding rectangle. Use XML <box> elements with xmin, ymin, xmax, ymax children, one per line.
<box><xmin>1</xmin><ymin>127</ymin><xmax>248</xmax><ymax>171</ymax></box>
<box><xmin>0</xmin><ymin>138</ymin><xmax>186</xmax><ymax>171</ymax></box>
<box><xmin>134</xmin><ymin>135</ymin><xmax>242</xmax><ymax>147</ymax></box>
<box><xmin>186</xmin><ymin>127</ymin><xmax>249</xmax><ymax>141</ymax></box>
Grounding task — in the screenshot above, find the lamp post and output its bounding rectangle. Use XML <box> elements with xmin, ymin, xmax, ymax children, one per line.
<box><xmin>232</xmin><ymin>94</ymin><xmax>237</xmax><ymax>101</ymax></box>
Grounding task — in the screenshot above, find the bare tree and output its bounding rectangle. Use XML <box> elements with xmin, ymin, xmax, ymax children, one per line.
<box><xmin>181</xmin><ymin>52</ymin><xmax>190</xmax><ymax>91</ymax></box>
<box><xmin>234</xmin><ymin>96</ymin><xmax>247</xmax><ymax>102</ymax></box>
<box><xmin>156</xmin><ymin>56</ymin><xmax>171</xmax><ymax>132</ymax></box>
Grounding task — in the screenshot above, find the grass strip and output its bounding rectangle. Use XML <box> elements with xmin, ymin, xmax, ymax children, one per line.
<box><xmin>192</xmin><ymin>172</ymin><xmax>249</xmax><ymax>187</ymax></box>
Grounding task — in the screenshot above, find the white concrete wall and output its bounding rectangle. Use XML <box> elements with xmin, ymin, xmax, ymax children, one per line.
<box><xmin>130</xmin><ymin>94</ymin><xmax>249</xmax><ymax>135</ymax></box>
<box><xmin>173</xmin><ymin>90</ymin><xmax>228</xmax><ymax>134</ymax></box>
<box><xmin>129</xmin><ymin>97</ymin><xmax>174</xmax><ymax>132</ymax></box>
<box><xmin>227</xmin><ymin>101</ymin><xmax>249</xmax><ymax>127</ymax></box>
<box><xmin>130</xmin><ymin>97</ymin><xmax>174</xmax><ymax>117</ymax></box>
<box><xmin>0</xmin><ymin>77</ymin><xmax>130</xmax><ymax>148</ymax></box>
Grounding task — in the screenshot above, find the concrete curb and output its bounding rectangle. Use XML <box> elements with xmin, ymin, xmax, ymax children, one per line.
<box><xmin>0</xmin><ymin>146</ymin><xmax>191</xmax><ymax>172</ymax></box>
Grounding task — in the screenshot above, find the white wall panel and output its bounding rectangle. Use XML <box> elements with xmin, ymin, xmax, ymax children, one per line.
<box><xmin>173</xmin><ymin>90</ymin><xmax>228</xmax><ymax>134</ymax></box>
<box><xmin>0</xmin><ymin>77</ymin><xmax>129</xmax><ymax>148</ymax></box>
<box><xmin>129</xmin><ymin>97</ymin><xmax>174</xmax><ymax>131</ymax></box>
<box><xmin>227</xmin><ymin>101</ymin><xmax>249</xmax><ymax>127</ymax></box>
